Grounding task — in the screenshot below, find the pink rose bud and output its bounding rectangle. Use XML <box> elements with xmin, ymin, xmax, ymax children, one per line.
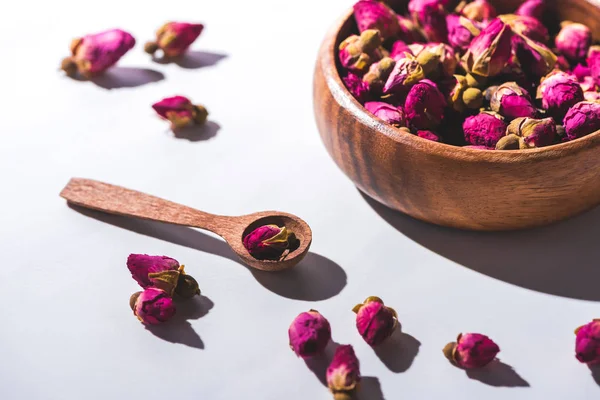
<box><xmin>61</xmin><ymin>29</ymin><xmax>135</xmax><ymax>78</ymax></box>
<box><xmin>130</xmin><ymin>288</ymin><xmax>176</xmax><ymax>325</ymax></box>
<box><xmin>443</xmin><ymin>333</ymin><xmax>500</xmax><ymax>369</ymax></box>
<box><xmin>463</xmin><ymin>111</ymin><xmax>508</xmax><ymax>147</ymax></box>
<box><xmin>353</xmin><ymin>0</ymin><xmax>400</xmax><ymax>40</ymax></box>
<box><xmin>516</xmin><ymin>0</ymin><xmax>546</xmax><ymax>20</ymax></box>
<box><xmin>145</xmin><ymin>22</ymin><xmax>204</xmax><ymax>58</ymax></box>
<box><xmin>288</xmin><ymin>310</ymin><xmax>332</xmax><ymax>358</ymax></box>
<box><xmin>243</xmin><ymin>224</ymin><xmax>296</xmax><ymax>260</ymax></box>
<box><xmin>352</xmin><ymin>296</ymin><xmax>398</xmax><ymax>346</ymax></box>
<box><xmin>416</xmin><ymin>43</ymin><xmax>458</xmax><ymax>80</ymax></box>
<box><xmin>152</xmin><ymin>95</ymin><xmax>209</xmax><ymax>130</ymax></box>
<box><xmin>326</xmin><ymin>345</ymin><xmax>361</xmax><ymax>400</ymax></box>
<box><xmin>490</xmin><ymin>81</ymin><xmax>537</xmax><ymax>120</ymax></box>
<box><xmin>500</xmin><ymin>14</ymin><xmax>549</xmax><ymax>44</ymax></box>
<box><xmin>408</xmin><ymin>0</ymin><xmax>449</xmax><ymax>43</ymax></box>
<box><xmin>365</xmin><ymin>101</ymin><xmax>406</xmax><ymax>127</ymax></box>
<box><xmin>575</xmin><ymin>320</ymin><xmax>600</xmax><ymax>364</ymax></box>
<box><xmin>127</xmin><ymin>254</ymin><xmax>200</xmax><ymax>299</ymax></box>
<box><xmin>556</xmin><ymin>22</ymin><xmax>592</xmax><ymax>63</ymax></box>
<box><xmin>383</xmin><ymin>53</ymin><xmax>425</xmax><ymax>96</ymax></box>
<box><xmin>563</xmin><ymin>101</ymin><xmax>600</xmax><ymax>141</ymax></box>
<box><xmin>405</xmin><ymin>79</ymin><xmax>447</xmax><ymax>130</ymax></box>
<box><xmin>446</xmin><ymin>15</ymin><xmax>481</xmax><ymax>52</ymax></box>
<box><xmin>390</xmin><ymin>40</ymin><xmax>413</xmax><ymax>61</ymax></box>
<box><xmin>457</xmin><ymin>0</ymin><xmax>497</xmax><ymax>23</ymax></box>
<box><xmin>397</xmin><ymin>15</ymin><xmax>427</xmax><ymax>43</ymax></box>
<box><xmin>462</xmin><ymin>18</ymin><xmax>513</xmax><ymax>78</ymax></box>
<box><xmin>363</xmin><ymin>57</ymin><xmax>396</xmax><ymax>95</ymax></box>
<box><xmin>506</xmin><ymin>117</ymin><xmax>557</xmax><ymax>148</ymax></box>
<box><xmin>572</xmin><ymin>64</ymin><xmax>591</xmax><ymax>81</ymax></box>
<box><xmin>586</xmin><ymin>46</ymin><xmax>600</xmax><ymax>84</ymax></box>
<box><xmin>418</xmin><ymin>130</ymin><xmax>441</xmax><ymax>142</ymax></box>
<box><xmin>343</xmin><ymin>72</ymin><xmax>370</xmax><ymax>103</ymax></box>
<box><xmin>511</xmin><ymin>34</ymin><xmax>556</xmax><ymax>78</ymax></box>
<box><xmin>339</xmin><ymin>30</ymin><xmax>385</xmax><ymax>74</ymax></box>
<box><xmin>537</xmin><ymin>71</ymin><xmax>584</xmax><ymax>120</ymax></box>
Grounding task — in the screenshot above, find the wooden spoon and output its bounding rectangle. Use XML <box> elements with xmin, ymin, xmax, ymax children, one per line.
<box><xmin>60</xmin><ymin>178</ymin><xmax>312</xmax><ymax>272</ymax></box>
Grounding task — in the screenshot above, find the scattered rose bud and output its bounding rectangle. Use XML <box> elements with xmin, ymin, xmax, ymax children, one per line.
<box><xmin>405</xmin><ymin>79</ymin><xmax>447</xmax><ymax>130</ymax></box>
<box><xmin>516</xmin><ymin>0</ymin><xmax>546</xmax><ymax>20</ymax></box>
<box><xmin>327</xmin><ymin>345</ymin><xmax>361</xmax><ymax>400</ymax></box>
<box><xmin>446</xmin><ymin>15</ymin><xmax>481</xmax><ymax>52</ymax></box>
<box><xmin>418</xmin><ymin>130</ymin><xmax>441</xmax><ymax>141</ymax></box>
<box><xmin>352</xmin><ymin>296</ymin><xmax>398</xmax><ymax>346</ymax></box>
<box><xmin>563</xmin><ymin>101</ymin><xmax>600</xmax><ymax>140</ymax></box>
<box><xmin>490</xmin><ymin>81</ymin><xmax>537</xmax><ymax>120</ymax></box>
<box><xmin>61</xmin><ymin>29</ymin><xmax>135</xmax><ymax>78</ymax></box>
<box><xmin>383</xmin><ymin>53</ymin><xmax>425</xmax><ymax>95</ymax></box>
<box><xmin>512</xmin><ymin>34</ymin><xmax>556</xmax><ymax>78</ymax></box>
<box><xmin>463</xmin><ymin>111</ymin><xmax>508</xmax><ymax>147</ymax></box>
<box><xmin>575</xmin><ymin>319</ymin><xmax>600</xmax><ymax>364</ymax></box>
<box><xmin>363</xmin><ymin>57</ymin><xmax>396</xmax><ymax>95</ymax></box>
<box><xmin>443</xmin><ymin>333</ymin><xmax>500</xmax><ymax>369</ymax></box>
<box><xmin>506</xmin><ymin>117</ymin><xmax>557</xmax><ymax>148</ymax></box>
<box><xmin>152</xmin><ymin>95</ymin><xmax>209</xmax><ymax>130</ymax></box>
<box><xmin>288</xmin><ymin>310</ymin><xmax>331</xmax><ymax>358</ymax></box>
<box><xmin>127</xmin><ymin>254</ymin><xmax>200</xmax><ymax>299</ymax></box>
<box><xmin>243</xmin><ymin>224</ymin><xmax>296</xmax><ymax>260</ymax></box>
<box><xmin>145</xmin><ymin>22</ymin><xmax>204</xmax><ymax>58</ymax></box>
<box><xmin>397</xmin><ymin>15</ymin><xmax>426</xmax><ymax>43</ymax></box>
<box><xmin>408</xmin><ymin>0</ymin><xmax>449</xmax><ymax>43</ymax></box>
<box><xmin>339</xmin><ymin>30</ymin><xmax>385</xmax><ymax>74</ymax></box>
<box><xmin>365</xmin><ymin>102</ymin><xmax>406</xmax><ymax>127</ymax></box>
<box><xmin>537</xmin><ymin>71</ymin><xmax>584</xmax><ymax>121</ymax></box>
<box><xmin>353</xmin><ymin>0</ymin><xmax>400</xmax><ymax>40</ymax></box>
<box><xmin>496</xmin><ymin>133</ymin><xmax>524</xmax><ymax>150</ymax></box>
<box><xmin>390</xmin><ymin>40</ymin><xmax>413</xmax><ymax>61</ymax></box>
<box><xmin>130</xmin><ymin>288</ymin><xmax>176</xmax><ymax>325</ymax></box>
<box><xmin>500</xmin><ymin>14</ymin><xmax>549</xmax><ymax>43</ymax></box>
<box><xmin>416</xmin><ymin>43</ymin><xmax>458</xmax><ymax>80</ymax></box>
<box><xmin>457</xmin><ymin>0</ymin><xmax>497</xmax><ymax>23</ymax></box>
<box><xmin>555</xmin><ymin>22</ymin><xmax>592</xmax><ymax>63</ymax></box>
<box><xmin>463</xmin><ymin>18</ymin><xmax>513</xmax><ymax>78</ymax></box>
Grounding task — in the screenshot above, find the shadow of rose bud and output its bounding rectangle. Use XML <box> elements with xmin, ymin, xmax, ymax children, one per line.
<box><xmin>353</xmin><ymin>296</ymin><xmax>398</xmax><ymax>346</ymax></box>
<box><xmin>363</xmin><ymin>57</ymin><xmax>396</xmax><ymax>95</ymax></box>
<box><xmin>447</xmin><ymin>15</ymin><xmax>481</xmax><ymax>52</ymax></box>
<box><xmin>405</xmin><ymin>79</ymin><xmax>447</xmax><ymax>130</ymax></box>
<box><xmin>145</xmin><ymin>22</ymin><xmax>204</xmax><ymax>58</ymax></box>
<box><xmin>365</xmin><ymin>102</ymin><xmax>405</xmax><ymax>127</ymax></box>
<box><xmin>152</xmin><ymin>95</ymin><xmax>209</xmax><ymax>130</ymax></box>
<box><xmin>130</xmin><ymin>288</ymin><xmax>176</xmax><ymax>325</ymax></box>
<box><xmin>243</xmin><ymin>224</ymin><xmax>295</xmax><ymax>260</ymax></box>
<box><xmin>339</xmin><ymin>30</ymin><xmax>385</xmax><ymax>74</ymax></box>
<box><xmin>443</xmin><ymin>333</ymin><xmax>500</xmax><ymax>369</ymax></box>
<box><xmin>506</xmin><ymin>117</ymin><xmax>557</xmax><ymax>148</ymax></box>
<box><xmin>409</xmin><ymin>0</ymin><xmax>449</xmax><ymax>43</ymax></box>
<box><xmin>563</xmin><ymin>101</ymin><xmax>600</xmax><ymax>141</ymax></box>
<box><xmin>463</xmin><ymin>111</ymin><xmax>507</xmax><ymax>147</ymax></box>
<box><xmin>397</xmin><ymin>15</ymin><xmax>426</xmax><ymax>43</ymax></box>
<box><xmin>416</xmin><ymin>43</ymin><xmax>458</xmax><ymax>80</ymax></box>
<box><xmin>288</xmin><ymin>310</ymin><xmax>331</xmax><ymax>358</ymax></box>
<box><xmin>456</xmin><ymin>0</ymin><xmax>497</xmax><ymax>23</ymax></box>
<box><xmin>327</xmin><ymin>345</ymin><xmax>361</xmax><ymax>400</ymax></box>
<box><xmin>516</xmin><ymin>0</ymin><xmax>546</xmax><ymax>20</ymax></box>
<box><xmin>537</xmin><ymin>71</ymin><xmax>584</xmax><ymax>121</ymax></box>
<box><xmin>462</xmin><ymin>18</ymin><xmax>512</xmax><ymax>78</ymax></box>
<box><xmin>383</xmin><ymin>53</ymin><xmax>425</xmax><ymax>96</ymax></box>
<box><xmin>353</xmin><ymin>0</ymin><xmax>400</xmax><ymax>40</ymax></box>
<box><xmin>500</xmin><ymin>14</ymin><xmax>549</xmax><ymax>44</ymax></box>
<box><xmin>556</xmin><ymin>22</ymin><xmax>592</xmax><ymax>63</ymax></box>
<box><xmin>575</xmin><ymin>320</ymin><xmax>600</xmax><ymax>364</ymax></box>
<box><xmin>60</xmin><ymin>29</ymin><xmax>135</xmax><ymax>78</ymax></box>
<box><xmin>490</xmin><ymin>82</ymin><xmax>537</xmax><ymax>120</ymax></box>
<box><xmin>512</xmin><ymin>34</ymin><xmax>556</xmax><ymax>78</ymax></box>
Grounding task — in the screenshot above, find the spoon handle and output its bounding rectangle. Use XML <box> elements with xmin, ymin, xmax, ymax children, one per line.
<box><xmin>60</xmin><ymin>178</ymin><xmax>225</xmax><ymax>233</ymax></box>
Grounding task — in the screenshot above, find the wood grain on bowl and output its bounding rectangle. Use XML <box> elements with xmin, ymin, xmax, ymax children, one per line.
<box><xmin>314</xmin><ymin>0</ymin><xmax>600</xmax><ymax>231</ymax></box>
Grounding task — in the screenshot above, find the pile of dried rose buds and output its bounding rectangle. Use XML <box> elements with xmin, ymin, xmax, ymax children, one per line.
<box><xmin>340</xmin><ymin>0</ymin><xmax>600</xmax><ymax>150</ymax></box>
<box><xmin>127</xmin><ymin>254</ymin><xmax>201</xmax><ymax>325</ymax></box>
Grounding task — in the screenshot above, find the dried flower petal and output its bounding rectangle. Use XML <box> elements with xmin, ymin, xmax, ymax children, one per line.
<box><xmin>130</xmin><ymin>288</ymin><xmax>176</xmax><ymax>325</ymax></box>
<box><xmin>383</xmin><ymin>53</ymin><xmax>425</xmax><ymax>95</ymax></box>
<box><xmin>152</xmin><ymin>95</ymin><xmax>209</xmax><ymax>130</ymax></box>
<box><xmin>409</xmin><ymin>0</ymin><xmax>449</xmax><ymax>43</ymax></box>
<box><xmin>506</xmin><ymin>117</ymin><xmax>557</xmax><ymax>148</ymax></box>
<box><xmin>511</xmin><ymin>34</ymin><xmax>556</xmax><ymax>78</ymax></box>
<box><xmin>458</xmin><ymin>0</ymin><xmax>497</xmax><ymax>23</ymax></box>
<box><xmin>462</xmin><ymin>18</ymin><xmax>513</xmax><ymax>77</ymax></box>
<box><xmin>363</xmin><ymin>57</ymin><xmax>396</xmax><ymax>94</ymax></box>
<box><xmin>575</xmin><ymin>320</ymin><xmax>600</xmax><ymax>364</ymax></box>
<box><xmin>365</xmin><ymin>102</ymin><xmax>406</xmax><ymax>127</ymax></box>
<box><xmin>463</xmin><ymin>111</ymin><xmax>508</xmax><ymax>147</ymax></box>
<box><xmin>573</xmin><ymin>64</ymin><xmax>591</xmax><ymax>81</ymax></box>
<box><xmin>339</xmin><ymin>30</ymin><xmax>385</xmax><ymax>74</ymax></box>
<box><xmin>443</xmin><ymin>333</ymin><xmax>500</xmax><ymax>369</ymax></box>
<box><xmin>353</xmin><ymin>0</ymin><xmax>400</xmax><ymax>40</ymax></box>
<box><xmin>563</xmin><ymin>101</ymin><xmax>600</xmax><ymax>140</ymax></box>
<box><xmin>537</xmin><ymin>71</ymin><xmax>584</xmax><ymax>120</ymax></box>
<box><xmin>446</xmin><ymin>15</ymin><xmax>481</xmax><ymax>52</ymax></box>
<box><xmin>516</xmin><ymin>0</ymin><xmax>546</xmax><ymax>20</ymax></box>
<box><xmin>327</xmin><ymin>345</ymin><xmax>361</xmax><ymax>399</ymax></box>
<box><xmin>243</xmin><ymin>224</ymin><xmax>295</xmax><ymax>260</ymax></box>
<box><xmin>500</xmin><ymin>14</ymin><xmax>549</xmax><ymax>43</ymax></box>
<box><xmin>343</xmin><ymin>72</ymin><xmax>370</xmax><ymax>102</ymax></box>
<box><xmin>405</xmin><ymin>79</ymin><xmax>447</xmax><ymax>130</ymax></box>
<box><xmin>145</xmin><ymin>22</ymin><xmax>204</xmax><ymax>57</ymax></box>
<box><xmin>289</xmin><ymin>310</ymin><xmax>331</xmax><ymax>358</ymax></box>
<box><xmin>490</xmin><ymin>82</ymin><xmax>537</xmax><ymax>120</ymax></box>
<box><xmin>556</xmin><ymin>22</ymin><xmax>592</xmax><ymax>63</ymax></box>
<box><xmin>353</xmin><ymin>296</ymin><xmax>398</xmax><ymax>346</ymax></box>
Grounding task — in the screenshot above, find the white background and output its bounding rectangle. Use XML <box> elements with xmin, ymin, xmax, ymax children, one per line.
<box><xmin>1</xmin><ymin>1</ymin><xmax>600</xmax><ymax>399</ymax></box>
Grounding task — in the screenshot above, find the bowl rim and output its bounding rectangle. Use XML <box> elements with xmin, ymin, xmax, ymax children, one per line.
<box><xmin>319</xmin><ymin>5</ymin><xmax>600</xmax><ymax>164</ymax></box>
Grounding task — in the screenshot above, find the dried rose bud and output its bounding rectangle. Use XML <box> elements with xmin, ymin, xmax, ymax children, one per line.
<box><xmin>145</xmin><ymin>22</ymin><xmax>204</xmax><ymax>58</ymax></box>
<box><xmin>443</xmin><ymin>333</ymin><xmax>500</xmax><ymax>369</ymax></box>
<box><xmin>243</xmin><ymin>224</ymin><xmax>295</xmax><ymax>260</ymax></box>
<box><xmin>343</xmin><ymin>72</ymin><xmax>370</xmax><ymax>103</ymax></box>
<box><xmin>516</xmin><ymin>0</ymin><xmax>546</xmax><ymax>20</ymax></box>
<box><xmin>408</xmin><ymin>43</ymin><xmax>427</xmax><ymax>57</ymax></box>
<box><xmin>416</xmin><ymin>43</ymin><xmax>458</xmax><ymax>80</ymax></box>
<box><xmin>462</xmin><ymin>18</ymin><xmax>513</xmax><ymax>78</ymax></box>
<box><xmin>490</xmin><ymin>82</ymin><xmax>537</xmax><ymax>120</ymax></box>
<box><xmin>537</xmin><ymin>71</ymin><xmax>584</xmax><ymax>120</ymax></box>
<box><xmin>405</xmin><ymin>79</ymin><xmax>447</xmax><ymax>130</ymax></box>
<box><xmin>465</xmin><ymin>72</ymin><xmax>488</xmax><ymax>88</ymax></box>
<box><xmin>288</xmin><ymin>310</ymin><xmax>331</xmax><ymax>358</ymax></box>
<box><xmin>575</xmin><ymin>320</ymin><xmax>600</xmax><ymax>364</ymax></box>
<box><xmin>152</xmin><ymin>96</ymin><xmax>209</xmax><ymax>130</ymax></box>
<box><xmin>408</xmin><ymin>0</ymin><xmax>448</xmax><ymax>43</ymax></box>
<box><xmin>555</xmin><ymin>55</ymin><xmax>571</xmax><ymax>72</ymax></box>
<box><xmin>327</xmin><ymin>345</ymin><xmax>361</xmax><ymax>400</ymax></box>
<box><xmin>448</xmin><ymin>75</ymin><xmax>469</xmax><ymax>112</ymax></box>
<box><xmin>417</xmin><ymin>130</ymin><xmax>441</xmax><ymax>141</ymax></box>
<box><xmin>499</xmin><ymin>14</ymin><xmax>548</xmax><ymax>43</ymax></box>
<box><xmin>511</xmin><ymin>34</ymin><xmax>556</xmax><ymax>78</ymax></box>
<box><xmin>127</xmin><ymin>254</ymin><xmax>180</xmax><ymax>288</ymax></box>
<box><xmin>573</xmin><ymin>64</ymin><xmax>591</xmax><ymax>81</ymax></box>
<box><xmin>127</xmin><ymin>254</ymin><xmax>200</xmax><ymax>299</ymax></box>
<box><xmin>390</xmin><ymin>40</ymin><xmax>413</xmax><ymax>61</ymax></box>
<box><xmin>495</xmin><ymin>134</ymin><xmax>524</xmax><ymax>150</ymax></box>
<box><xmin>383</xmin><ymin>53</ymin><xmax>425</xmax><ymax>95</ymax></box>
<box><xmin>353</xmin><ymin>0</ymin><xmax>400</xmax><ymax>40</ymax></box>
<box><xmin>555</xmin><ymin>22</ymin><xmax>592</xmax><ymax>63</ymax></box>
<box><xmin>463</xmin><ymin>111</ymin><xmax>508</xmax><ymax>147</ymax></box>
<box><xmin>363</xmin><ymin>57</ymin><xmax>396</xmax><ymax>94</ymax></box>
<box><xmin>563</xmin><ymin>101</ymin><xmax>600</xmax><ymax>140</ymax></box>
<box><xmin>397</xmin><ymin>15</ymin><xmax>426</xmax><ymax>43</ymax></box>
<box><xmin>584</xmin><ymin>91</ymin><xmax>600</xmax><ymax>102</ymax></box>
<box><xmin>130</xmin><ymin>288</ymin><xmax>176</xmax><ymax>325</ymax></box>
<box><xmin>446</xmin><ymin>15</ymin><xmax>481</xmax><ymax>52</ymax></box>
<box><xmin>457</xmin><ymin>0</ymin><xmax>497</xmax><ymax>23</ymax></box>
<box><xmin>61</xmin><ymin>29</ymin><xmax>135</xmax><ymax>78</ymax></box>
<box><xmin>339</xmin><ymin>30</ymin><xmax>385</xmax><ymax>74</ymax></box>
<box><xmin>506</xmin><ymin>117</ymin><xmax>557</xmax><ymax>148</ymax></box>
<box><xmin>352</xmin><ymin>296</ymin><xmax>398</xmax><ymax>346</ymax></box>
<box><xmin>483</xmin><ymin>85</ymin><xmax>499</xmax><ymax>102</ymax></box>
<box><xmin>365</xmin><ymin>102</ymin><xmax>406</xmax><ymax>127</ymax></box>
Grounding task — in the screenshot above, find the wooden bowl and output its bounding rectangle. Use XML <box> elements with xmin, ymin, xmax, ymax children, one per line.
<box><xmin>314</xmin><ymin>0</ymin><xmax>600</xmax><ymax>231</ymax></box>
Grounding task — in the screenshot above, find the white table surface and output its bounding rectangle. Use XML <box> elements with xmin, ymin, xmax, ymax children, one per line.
<box><xmin>2</xmin><ymin>1</ymin><xmax>600</xmax><ymax>399</ymax></box>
